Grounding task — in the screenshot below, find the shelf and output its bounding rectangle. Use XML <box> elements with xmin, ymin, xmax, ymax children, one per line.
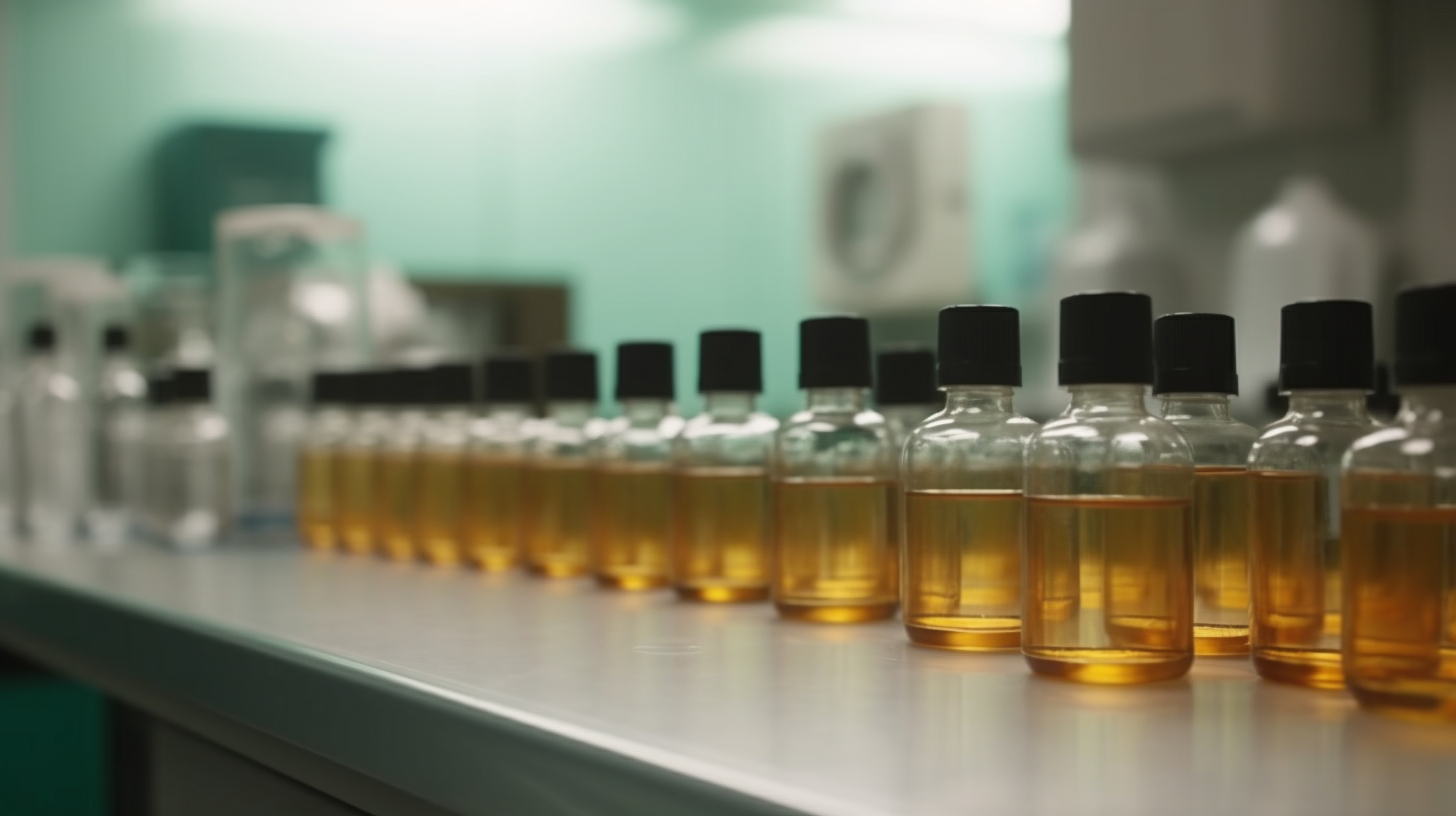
<box><xmin>0</xmin><ymin>546</ymin><xmax>1453</xmax><ymax>815</ymax></box>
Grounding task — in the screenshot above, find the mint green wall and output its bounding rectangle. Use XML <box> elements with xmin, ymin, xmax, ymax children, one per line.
<box><xmin>8</xmin><ymin>0</ymin><xmax>1069</xmax><ymax>413</ymax></box>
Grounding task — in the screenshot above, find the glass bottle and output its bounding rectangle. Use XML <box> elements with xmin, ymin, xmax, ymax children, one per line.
<box><xmin>594</xmin><ymin>342</ymin><xmax>681</xmax><ymax>590</ymax></box>
<box><xmin>1342</xmin><ymin>282</ymin><xmax>1456</xmax><ymax>719</ymax></box>
<box><xmin>466</xmin><ymin>353</ymin><xmax>536</xmax><ymax>572</ymax></box>
<box><xmin>297</xmin><ymin>371</ymin><xmax>351</xmax><ymax>551</ymax></box>
<box><xmin>772</xmin><ymin>316</ymin><xmax>896</xmax><ymax>623</ymax></box>
<box><xmin>1153</xmin><ymin>313</ymin><xmax>1260</xmax><ymax>656</ymax></box>
<box><xmin>1023</xmin><ymin>292</ymin><xmax>1195</xmax><ymax>683</ymax></box>
<box><xmin>412</xmin><ymin>363</ymin><xmax>475</xmax><ymax>567</ymax></box>
<box><xmin>1248</xmin><ymin>299</ymin><xmax>1377</xmax><ymax>689</ymax></box>
<box><xmin>90</xmin><ymin>325</ymin><xmax>149</xmax><ymax>547</ymax></box>
<box><xmin>376</xmin><ymin>368</ymin><xmax>430</xmax><ymax>562</ymax></box>
<box><xmin>335</xmin><ymin>371</ymin><xmax>391</xmax><ymax>556</ymax></box>
<box><xmin>674</xmin><ymin>330</ymin><xmax>778</xmax><ymax>602</ymax></box>
<box><xmin>525</xmin><ymin>350</ymin><xmax>601</xmax><ymax>578</ymax></box>
<box><xmin>145</xmin><ymin>369</ymin><xmax>230</xmax><ymax>550</ymax></box>
<box><xmin>17</xmin><ymin>324</ymin><xmax>86</xmax><ymax>546</ymax></box>
<box><xmin>902</xmin><ymin>306</ymin><xmax>1036</xmax><ymax>649</ymax></box>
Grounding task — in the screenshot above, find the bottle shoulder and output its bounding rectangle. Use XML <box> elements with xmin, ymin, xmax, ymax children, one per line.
<box><xmin>1344</xmin><ymin>420</ymin><xmax>1456</xmax><ymax>473</ymax></box>
<box><xmin>778</xmin><ymin>408</ymin><xmax>888</xmax><ymax>440</ymax></box>
<box><xmin>1166</xmin><ymin>417</ymin><xmax>1259</xmax><ymax>467</ymax></box>
<box><xmin>1030</xmin><ymin>412</ymin><xmax>1191</xmax><ymax>453</ymax></box>
<box><xmin>1250</xmin><ymin>412</ymin><xmax>1381</xmax><ymax>470</ymax></box>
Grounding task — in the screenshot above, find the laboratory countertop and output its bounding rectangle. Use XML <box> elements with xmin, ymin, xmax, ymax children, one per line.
<box><xmin>0</xmin><ymin>546</ymin><xmax>1453</xmax><ymax>816</ymax></box>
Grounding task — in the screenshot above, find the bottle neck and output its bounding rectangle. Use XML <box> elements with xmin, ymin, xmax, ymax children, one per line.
<box><xmin>1399</xmin><ymin>385</ymin><xmax>1456</xmax><ymax>424</ymax></box>
<box><xmin>618</xmin><ymin>399</ymin><xmax>670</xmax><ymax>427</ymax></box>
<box><xmin>1157</xmin><ymin>392</ymin><xmax>1231</xmax><ymax>421</ymax></box>
<box><xmin>703</xmin><ymin>391</ymin><xmax>756</xmax><ymax>421</ymax></box>
<box><xmin>804</xmin><ymin>387</ymin><xmax>869</xmax><ymax>412</ymax></box>
<box><xmin>547</xmin><ymin>401</ymin><xmax>596</xmax><ymax>427</ymax></box>
<box><xmin>943</xmin><ymin>385</ymin><xmax>1014</xmax><ymax>416</ymax></box>
<box><xmin>487</xmin><ymin>403</ymin><xmax>532</xmax><ymax>422</ymax></box>
<box><xmin>1286</xmin><ymin>390</ymin><xmax>1371</xmax><ymax>421</ymax></box>
<box><xmin>1065</xmin><ymin>384</ymin><xmax>1149</xmax><ymax>415</ymax></box>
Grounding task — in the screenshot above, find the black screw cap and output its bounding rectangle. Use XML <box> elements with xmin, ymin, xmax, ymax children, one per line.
<box><xmin>102</xmin><ymin>325</ymin><xmax>131</xmax><ymax>351</ymax></box>
<box><xmin>1394</xmin><ymin>282</ymin><xmax>1456</xmax><ymax>387</ymax></box>
<box><xmin>543</xmin><ymin>349</ymin><xmax>599</xmax><ymax>402</ymax></box>
<box><xmin>876</xmin><ymin>346</ymin><xmax>938</xmax><ymax>405</ymax></box>
<box><xmin>1058</xmin><ymin>292</ymin><xmax>1153</xmax><ymax>386</ymax></box>
<box><xmin>426</xmin><ymin>363</ymin><xmax>475</xmax><ymax>405</ymax></box>
<box><xmin>937</xmin><ymin>305</ymin><xmax>1021</xmax><ymax>387</ymax></box>
<box><xmin>1279</xmin><ymin>300</ymin><xmax>1374</xmax><ymax>392</ymax></box>
<box><xmin>698</xmin><ymin>329</ymin><xmax>763</xmax><ymax>394</ymax></box>
<box><xmin>615</xmin><ymin>341</ymin><xmax>674</xmax><ymax>401</ymax></box>
<box><xmin>799</xmin><ymin>315</ymin><xmax>872</xmax><ymax>389</ymax></box>
<box><xmin>27</xmin><ymin>323</ymin><xmax>56</xmax><ymax>352</ymax></box>
<box><xmin>483</xmin><ymin>353</ymin><xmax>535</xmax><ymax>404</ymax></box>
<box><xmin>1153</xmin><ymin>313</ymin><xmax>1239</xmax><ymax>396</ymax></box>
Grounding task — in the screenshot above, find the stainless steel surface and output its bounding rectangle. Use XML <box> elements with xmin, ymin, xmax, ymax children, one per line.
<box><xmin>0</xmin><ymin>546</ymin><xmax>1454</xmax><ymax>815</ymax></box>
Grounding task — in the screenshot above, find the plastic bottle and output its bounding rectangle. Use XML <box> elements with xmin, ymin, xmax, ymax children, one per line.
<box><xmin>412</xmin><ymin>363</ymin><xmax>475</xmax><ymax>566</ymax></box>
<box><xmin>1153</xmin><ymin>313</ymin><xmax>1260</xmax><ymax>656</ymax></box>
<box><xmin>17</xmin><ymin>324</ymin><xmax>86</xmax><ymax>546</ymax></box>
<box><xmin>90</xmin><ymin>325</ymin><xmax>148</xmax><ymax>547</ymax></box>
<box><xmin>772</xmin><ymin>316</ymin><xmax>896</xmax><ymax>623</ymax></box>
<box><xmin>1341</xmin><ymin>282</ymin><xmax>1456</xmax><ymax>719</ymax></box>
<box><xmin>1022</xmin><ymin>292</ymin><xmax>1195</xmax><ymax>683</ymax></box>
<box><xmin>145</xmin><ymin>369</ymin><xmax>230</xmax><ymax>550</ymax></box>
<box><xmin>465</xmin><ymin>353</ymin><xmax>536</xmax><ymax>572</ymax></box>
<box><xmin>297</xmin><ymin>371</ymin><xmax>352</xmax><ymax>551</ymax></box>
<box><xmin>674</xmin><ymin>329</ymin><xmax>778</xmax><ymax>602</ymax></box>
<box><xmin>1248</xmin><ymin>300</ymin><xmax>1377</xmax><ymax>689</ymax></box>
<box><xmin>901</xmin><ymin>305</ymin><xmax>1037</xmax><ymax>649</ymax></box>
<box><xmin>525</xmin><ymin>350</ymin><xmax>601</xmax><ymax>578</ymax></box>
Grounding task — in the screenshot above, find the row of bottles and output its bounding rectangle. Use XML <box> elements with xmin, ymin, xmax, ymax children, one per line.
<box><xmin>297</xmin><ymin>283</ymin><xmax>1455</xmax><ymax>719</ymax></box>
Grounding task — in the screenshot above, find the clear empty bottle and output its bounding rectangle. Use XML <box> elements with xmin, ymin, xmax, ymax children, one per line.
<box><xmin>466</xmin><ymin>353</ymin><xmax>536</xmax><ymax>572</ymax></box>
<box><xmin>413</xmin><ymin>363</ymin><xmax>475</xmax><ymax>567</ymax></box>
<box><xmin>376</xmin><ymin>369</ymin><xmax>430</xmax><ymax>562</ymax></box>
<box><xmin>674</xmin><ymin>329</ymin><xmax>778</xmax><ymax>602</ymax></box>
<box><xmin>17</xmin><ymin>324</ymin><xmax>86</xmax><ymax>546</ymax></box>
<box><xmin>1023</xmin><ymin>292</ymin><xmax>1195</xmax><ymax>684</ymax></box>
<box><xmin>1342</xmin><ymin>282</ymin><xmax>1456</xmax><ymax>719</ymax></box>
<box><xmin>335</xmin><ymin>371</ymin><xmax>390</xmax><ymax>556</ymax></box>
<box><xmin>773</xmin><ymin>316</ymin><xmax>897</xmax><ymax>623</ymax></box>
<box><xmin>902</xmin><ymin>306</ymin><xmax>1036</xmax><ymax>650</ymax></box>
<box><xmin>144</xmin><ymin>369</ymin><xmax>230</xmax><ymax>550</ymax></box>
<box><xmin>90</xmin><ymin>325</ymin><xmax>148</xmax><ymax>547</ymax></box>
<box><xmin>595</xmin><ymin>342</ymin><xmax>680</xmax><ymax>590</ymax></box>
<box><xmin>525</xmin><ymin>350</ymin><xmax>601</xmax><ymax>578</ymax></box>
<box><xmin>1248</xmin><ymin>300</ymin><xmax>1377</xmax><ymax>689</ymax></box>
<box><xmin>297</xmin><ymin>371</ymin><xmax>352</xmax><ymax>551</ymax></box>
<box><xmin>1153</xmin><ymin>314</ymin><xmax>1260</xmax><ymax>656</ymax></box>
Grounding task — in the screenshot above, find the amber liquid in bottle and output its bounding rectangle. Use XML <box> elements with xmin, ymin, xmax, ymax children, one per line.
<box><xmin>594</xmin><ymin>464</ymin><xmax>673</xmax><ymax>590</ymax></box>
<box><xmin>903</xmin><ymin>489</ymin><xmax>1023</xmax><ymax>649</ymax></box>
<box><xmin>1342</xmin><ymin>472</ymin><xmax>1456</xmax><ymax>720</ymax></box>
<box><xmin>465</xmin><ymin>456</ymin><xmax>525</xmax><ymax>572</ymax></box>
<box><xmin>1249</xmin><ymin>470</ymin><xmax>1343</xmax><ymax>688</ymax></box>
<box><xmin>673</xmin><ymin>468</ymin><xmax>770</xmax><ymax>602</ymax></box>
<box><xmin>297</xmin><ymin>448</ymin><xmax>337</xmax><ymax>551</ymax></box>
<box><xmin>1192</xmin><ymin>466</ymin><xmax>1251</xmax><ymax>655</ymax></box>
<box><xmin>335</xmin><ymin>449</ymin><xmax>377</xmax><ymax>555</ymax></box>
<box><xmin>377</xmin><ymin>451</ymin><xmax>418</xmax><ymax>562</ymax></box>
<box><xmin>525</xmin><ymin>462</ymin><xmax>594</xmax><ymax>577</ymax></box>
<box><xmin>772</xmin><ymin>477</ymin><xmax>897</xmax><ymax>623</ymax></box>
<box><xmin>1023</xmin><ymin>494</ymin><xmax>1193</xmax><ymax>684</ymax></box>
<box><xmin>413</xmin><ymin>451</ymin><xmax>467</xmax><ymax>567</ymax></box>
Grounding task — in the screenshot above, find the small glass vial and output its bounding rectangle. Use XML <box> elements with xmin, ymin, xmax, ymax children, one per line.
<box><xmin>412</xmin><ymin>363</ymin><xmax>475</xmax><ymax>566</ymax></box>
<box><xmin>902</xmin><ymin>306</ymin><xmax>1036</xmax><ymax>650</ymax></box>
<box><xmin>1023</xmin><ymin>292</ymin><xmax>1195</xmax><ymax>684</ymax></box>
<box><xmin>465</xmin><ymin>354</ymin><xmax>536</xmax><ymax>572</ymax></box>
<box><xmin>1248</xmin><ymin>300</ymin><xmax>1377</xmax><ymax>689</ymax></box>
<box><xmin>876</xmin><ymin>347</ymin><xmax>941</xmax><ymax>451</ymax></box>
<box><xmin>335</xmin><ymin>371</ymin><xmax>391</xmax><ymax>556</ymax></box>
<box><xmin>376</xmin><ymin>368</ymin><xmax>430</xmax><ymax>562</ymax></box>
<box><xmin>674</xmin><ymin>330</ymin><xmax>778</xmax><ymax>602</ymax></box>
<box><xmin>1153</xmin><ymin>314</ymin><xmax>1260</xmax><ymax>656</ymax></box>
<box><xmin>17</xmin><ymin>324</ymin><xmax>86</xmax><ymax>546</ymax></box>
<box><xmin>772</xmin><ymin>316</ymin><xmax>897</xmax><ymax>623</ymax></box>
<box><xmin>1342</xmin><ymin>282</ymin><xmax>1456</xmax><ymax>719</ymax></box>
<box><xmin>297</xmin><ymin>371</ymin><xmax>352</xmax><ymax>551</ymax></box>
<box><xmin>145</xmin><ymin>369</ymin><xmax>230</xmax><ymax>550</ymax></box>
<box><xmin>90</xmin><ymin>325</ymin><xmax>149</xmax><ymax>547</ymax></box>
<box><xmin>525</xmin><ymin>350</ymin><xmax>601</xmax><ymax>578</ymax></box>
<box><xmin>594</xmin><ymin>342</ymin><xmax>680</xmax><ymax>590</ymax></box>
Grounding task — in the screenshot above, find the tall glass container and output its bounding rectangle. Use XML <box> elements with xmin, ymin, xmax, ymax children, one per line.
<box><xmin>1248</xmin><ymin>300</ymin><xmax>1377</xmax><ymax>689</ymax></box>
<box><xmin>89</xmin><ymin>325</ymin><xmax>148</xmax><ymax>546</ymax></box>
<box><xmin>216</xmin><ymin>206</ymin><xmax>368</xmax><ymax>542</ymax></box>
<box><xmin>1342</xmin><ymin>282</ymin><xmax>1456</xmax><ymax>719</ymax></box>
<box><xmin>525</xmin><ymin>350</ymin><xmax>601</xmax><ymax>578</ymax></box>
<box><xmin>1153</xmin><ymin>314</ymin><xmax>1260</xmax><ymax>656</ymax></box>
<box><xmin>674</xmin><ymin>330</ymin><xmax>778</xmax><ymax>602</ymax></box>
<box><xmin>17</xmin><ymin>324</ymin><xmax>87</xmax><ymax>546</ymax></box>
<box><xmin>772</xmin><ymin>316</ymin><xmax>896</xmax><ymax>623</ymax></box>
<box><xmin>466</xmin><ymin>354</ymin><xmax>536</xmax><ymax>572</ymax></box>
<box><xmin>413</xmin><ymin>363</ymin><xmax>475</xmax><ymax>567</ymax></box>
<box><xmin>902</xmin><ymin>306</ymin><xmax>1036</xmax><ymax>649</ymax></box>
<box><xmin>1023</xmin><ymin>292</ymin><xmax>1195</xmax><ymax>683</ymax></box>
